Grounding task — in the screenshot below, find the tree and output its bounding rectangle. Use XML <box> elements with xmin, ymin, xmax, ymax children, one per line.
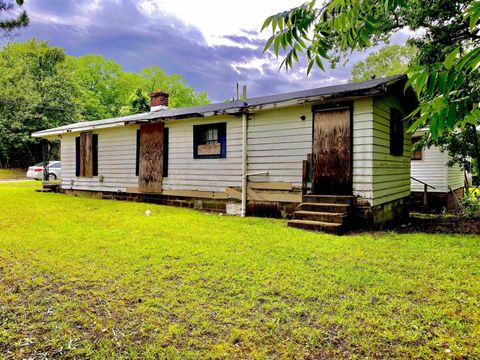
<box><xmin>0</xmin><ymin>39</ymin><xmax>82</xmax><ymax>167</ymax></box>
<box><xmin>1</xmin><ymin>0</ymin><xmax>28</xmax><ymax>37</ymax></box>
<box><xmin>119</xmin><ymin>88</ymin><xmax>150</xmax><ymax>116</ymax></box>
<box><xmin>0</xmin><ymin>39</ymin><xmax>210</xmax><ymax>167</ymax></box>
<box><xmin>261</xmin><ymin>0</ymin><xmax>480</xmax><ymax>138</ymax></box>
<box><xmin>139</xmin><ymin>66</ymin><xmax>209</xmax><ymax>108</ymax></box>
<box><xmin>353</xmin><ymin>44</ymin><xmax>479</xmax><ymax>174</ymax></box>
<box><xmin>351</xmin><ymin>45</ymin><xmax>416</xmax><ymax>82</ymax></box>
<box><xmin>66</xmin><ymin>54</ymin><xmax>134</xmax><ymax>120</ymax></box>
<box><xmin>416</xmin><ymin>127</ymin><xmax>480</xmax><ymax>176</ymax></box>
<box><xmin>262</xmin><ymin>0</ymin><xmax>480</xmax><ymax>174</ymax></box>
<box><xmin>68</xmin><ymin>59</ymin><xmax>210</xmax><ymax>121</ymax></box>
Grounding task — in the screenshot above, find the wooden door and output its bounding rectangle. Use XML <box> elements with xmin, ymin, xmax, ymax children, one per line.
<box><xmin>312</xmin><ymin>108</ymin><xmax>351</xmax><ymax>194</ymax></box>
<box><xmin>138</xmin><ymin>122</ymin><xmax>164</xmax><ymax>193</ymax></box>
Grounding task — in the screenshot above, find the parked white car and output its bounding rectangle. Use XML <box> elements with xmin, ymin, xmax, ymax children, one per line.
<box><xmin>26</xmin><ymin>161</ymin><xmax>61</xmax><ymax>180</ymax></box>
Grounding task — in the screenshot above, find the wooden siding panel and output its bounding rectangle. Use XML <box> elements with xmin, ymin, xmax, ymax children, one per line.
<box><xmin>58</xmin><ymin>97</ymin><xmax>411</xmax><ymax>203</ymax></box>
<box><xmin>447</xmin><ymin>156</ymin><xmax>464</xmax><ymax>190</ymax></box>
<box><xmin>162</xmin><ymin>116</ymin><xmax>242</xmax><ymax>192</ymax></box>
<box><xmin>246</xmin><ymin>105</ymin><xmax>312</xmax><ymax>186</ymax></box>
<box><xmin>60</xmin><ymin>126</ymin><xmax>139</xmax><ymax>193</ymax></box>
<box><xmin>352</xmin><ymin>97</ymin><xmax>374</xmax><ymax>202</ymax></box>
<box><xmin>410</xmin><ymin>147</ymin><xmax>450</xmax><ymax>193</ymax></box>
<box><xmin>371</xmin><ymin>97</ymin><xmax>411</xmax><ymax>206</ymax></box>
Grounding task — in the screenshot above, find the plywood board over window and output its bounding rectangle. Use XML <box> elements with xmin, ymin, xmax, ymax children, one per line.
<box><xmin>75</xmin><ymin>132</ymin><xmax>98</xmax><ymax>177</ymax></box>
<box><xmin>138</xmin><ymin>122</ymin><xmax>164</xmax><ymax>193</ymax></box>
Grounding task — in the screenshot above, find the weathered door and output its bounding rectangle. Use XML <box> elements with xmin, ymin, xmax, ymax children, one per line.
<box><xmin>138</xmin><ymin>122</ymin><xmax>164</xmax><ymax>193</ymax></box>
<box><xmin>312</xmin><ymin>108</ymin><xmax>351</xmax><ymax>194</ymax></box>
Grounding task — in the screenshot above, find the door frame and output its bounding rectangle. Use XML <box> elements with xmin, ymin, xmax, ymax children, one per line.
<box><xmin>310</xmin><ymin>101</ymin><xmax>354</xmax><ymax>195</ymax></box>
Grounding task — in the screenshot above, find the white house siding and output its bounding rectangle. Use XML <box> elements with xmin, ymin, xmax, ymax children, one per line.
<box><xmin>60</xmin><ymin>125</ymin><xmax>139</xmax><ymax>193</ymax></box>
<box><xmin>410</xmin><ymin>147</ymin><xmax>449</xmax><ymax>193</ymax></box>
<box><xmin>410</xmin><ymin>147</ymin><xmax>465</xmax><ymax>193</ymax></box>
<box><xmin>58</xmin><ymin>96</ymin><xmax>412</xmax><ymax>204</ymax></box>
<box><xmin>244</xmin><ymin>100</ymin><xmax>380</xmax><ymax>200</ymax></box>
<box><xmin>162</xmin><ymin>116</ymin><xmax>242</xmax><ymax>192</ymax></box>
<box><xmin>447</xmin><ymin>160</ymin><xmax>464</xmax><ymax>190</ymax></box>
<box><xmin>245</xmin><ymin>105</ymin><xmax>312</xmax><ymax>187</ymax></box>
<box><xmin>351</xmin><ymin>97</ymin><xmax>411</xmax><ymax>206</ymax></box>
<box><xmin>352</xmin><ymin>97</ymin><xmax>374</xmax><ymax>203</ymax></box>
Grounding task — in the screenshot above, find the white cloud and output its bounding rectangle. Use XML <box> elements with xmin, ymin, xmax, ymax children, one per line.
<box><xmin>137</xmin><ymin>0</ymin><xmax>300</xmax><ymax>46</ymax></box>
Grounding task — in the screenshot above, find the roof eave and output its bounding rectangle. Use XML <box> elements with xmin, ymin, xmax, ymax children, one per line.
<box><xmin>31</xmin><ymin>119</ymin><xmax>149</xmax><ymax>138</ymax></box>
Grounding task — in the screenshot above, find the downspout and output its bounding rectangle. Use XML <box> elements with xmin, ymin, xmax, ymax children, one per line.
<box><xmin>241</xmin><ymin>111</ymin><xmax>248</xmax><ymax>217</ymax></box>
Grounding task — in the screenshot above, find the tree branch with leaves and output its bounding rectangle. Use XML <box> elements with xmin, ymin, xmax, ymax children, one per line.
<box><xmin>0</xmin><ymin>0</ymin><xmax>28</xmax><ymax>37</ymax></box>
<box><xmin>262</xmin><ymin>0</ymin><xmax>480</xmax><ymax>174</ymax></box>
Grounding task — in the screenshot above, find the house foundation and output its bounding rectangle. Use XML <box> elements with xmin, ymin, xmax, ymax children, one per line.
<box><xmin>61</xmin><ymin>189</ymin><xmax>300</xmax><ymax>218</ymax></box>
<box><xmin>353</xmin><ymin>197</ymin><xmax>410</xmax><ymax>229</ymax></box>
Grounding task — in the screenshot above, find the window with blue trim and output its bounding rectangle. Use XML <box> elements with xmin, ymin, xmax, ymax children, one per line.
<box><xmin>193</xmin><ymin>123</ymin><xmax>227</xmax><ymax>159</ymax></box>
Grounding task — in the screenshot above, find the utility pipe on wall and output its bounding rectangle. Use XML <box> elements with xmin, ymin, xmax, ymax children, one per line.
<box><xmin>241</xmin><ymin>112</ymin><xmax>248</xmax><ymax>217</ymax></box>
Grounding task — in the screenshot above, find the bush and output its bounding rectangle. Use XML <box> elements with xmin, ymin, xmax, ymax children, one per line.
<box><xmin>461</xmin><ymin>188</ymin><xmax>480</xmax><ymax>218</ymax></box>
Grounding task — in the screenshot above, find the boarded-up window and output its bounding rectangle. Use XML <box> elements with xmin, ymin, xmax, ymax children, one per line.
<box><xmin>411</xmin><ymin>137</ymin><xmax>422</xmax><ymax>160</ymax></box>
<box><xmin>193</xmin><ymin>123</ymin><xmax>226</xmax><ymax>159</ymax></box>
<box><xmin>136</xmin><ymin>128</ymin><xmax>168</xmax><ymax>177</ymax></box>
<box><xmin>390</xmin><ymin>108</ymin><xmax>404</xmax><ymax>156</ymax></box>
<box><xmin>75</xmin><ymin>132</ymin><xmax>98</xmax><ymax>177</ymax></box>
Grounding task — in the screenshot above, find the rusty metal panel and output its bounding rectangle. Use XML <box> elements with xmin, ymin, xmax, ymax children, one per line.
<box><xmin>138</xmin><ymin>122</ymin><xmax>164</xmax><ymax>193</ymax></box>
<box><xmin>312</xmin><ymin>109</ymin><xmax>351</xmax><ymax>194</ymax></box>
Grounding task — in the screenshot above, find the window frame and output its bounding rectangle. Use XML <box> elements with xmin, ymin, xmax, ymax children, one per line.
<box><xmin>411</xmin><ymin>137</ymin><xmax>423</xmax><ymax>161</ymax></box>
<box><xmin>193</xmin><ymin>123</ymin><xmax>227</xmax><ymax>159</ymax></box>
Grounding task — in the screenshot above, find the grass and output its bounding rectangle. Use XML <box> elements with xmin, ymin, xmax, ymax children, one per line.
<box><xmin>0</xmin><ymin>182</ymin><xmax>479</xmax><ymax>359</ymax></box>
<box><xmin>0</xmin><ymin>168</ymin><xmax>26</xmax><ymax>180</ymax></box>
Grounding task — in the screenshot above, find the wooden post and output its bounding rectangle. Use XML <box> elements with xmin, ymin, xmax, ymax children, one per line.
<box><xmin>423</xmin><ymin>183</ymin><xmax>428</xmax><ymax>208</ymax></box>
<box><xmin>302</xmin><ymin>160</ymin><xmax>308</xmax><ymax>196</ymax></box>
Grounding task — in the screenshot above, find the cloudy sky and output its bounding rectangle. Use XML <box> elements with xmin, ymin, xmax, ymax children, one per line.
<box><xmin>3</xmin><ymin>0</ymin><xmax>411</xmax><ymax>101</ymax></box>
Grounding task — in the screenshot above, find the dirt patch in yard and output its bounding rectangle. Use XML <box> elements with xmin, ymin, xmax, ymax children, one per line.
<box><xmin>347</xmin><ymin>212</ymin><xmax>480</xmax><ymax>235</ymax></box>
<box><xmin>398</xmin><ymin>212</ymin><xmax>480</xmax><ymax>235</ymax></box>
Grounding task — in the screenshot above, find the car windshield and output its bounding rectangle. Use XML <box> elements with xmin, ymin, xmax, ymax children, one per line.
<box><xmin>33</xmin><ymin>162</ymin><xmax>44</xmax><ymax>167</ymax></box>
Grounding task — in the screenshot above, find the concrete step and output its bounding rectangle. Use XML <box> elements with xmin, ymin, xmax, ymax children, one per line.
<box><xmin>298</xmin><ymin>202</ymin><xmax>349</xmax><ymax>213</ymax></box>
<box><xmin>303</xmin><ymin>194</ymin><xmax>353</xmax><ymax>204</ymax></box>
<box><xmin>293</xmin><ymin>210</ymin><xmax>345</xmax><ymax>223</ymax></box>
<box><xmin>287</xmin><ymin>219</ymin><xmax>342</xmax><ymax>234</ymax></box>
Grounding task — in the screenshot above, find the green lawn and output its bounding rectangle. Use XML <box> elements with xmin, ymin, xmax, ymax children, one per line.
<box><xmin>1</xmin><ymin>182</ymin><xmax>479</xmax><ymax>359</ymax></box>
<box><xmin>0</xmin><ymin>168</ymin><xmax>26</xmax><ymax>180</ymax></box>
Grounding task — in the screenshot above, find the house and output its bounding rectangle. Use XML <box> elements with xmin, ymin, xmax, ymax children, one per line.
<box><xmin>33</xmin><ymin>75</ymin><xmax>416</xmax><ymax>232</ymax></box>
<box><xmin>410</xmin><ymin>129</ymin><xmax>465</xmax><ymax>210</ymax></box>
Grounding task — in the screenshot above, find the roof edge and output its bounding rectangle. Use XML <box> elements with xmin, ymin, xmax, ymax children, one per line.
<box><xmin>32</xmin><ymin>75</ymin><xmax>408</xmax><ymax>138</ymax></box>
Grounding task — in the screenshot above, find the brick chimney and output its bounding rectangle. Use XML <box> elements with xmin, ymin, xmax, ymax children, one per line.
<box><xmin>150</xmin><ymin>90</ymin><xmax>169</xmax><ymax>111</ymax></box>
